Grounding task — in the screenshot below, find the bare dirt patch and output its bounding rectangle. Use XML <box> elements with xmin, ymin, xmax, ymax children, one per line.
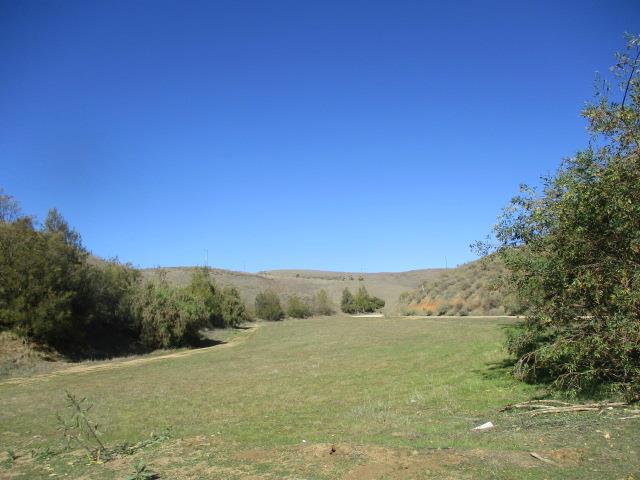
<box><xmin>233</xmin><ymin>442</ymin><xmax>579</xmax><ymax>479</ymax></box>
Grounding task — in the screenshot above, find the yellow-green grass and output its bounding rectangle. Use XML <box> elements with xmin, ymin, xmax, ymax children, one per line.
<box><xmin>1</xmin><ymin>317</ymin><xmax>638</xmax><ymax>479</ymax></box>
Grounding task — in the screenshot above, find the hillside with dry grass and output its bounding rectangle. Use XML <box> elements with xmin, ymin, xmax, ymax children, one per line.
<box><xmin>139</xmin><ymin>259</ymin><xmax>522</xmax><ymax>317</ymax></box>
<box><xmin>140</xmin><ymin>266</ymin><xmax>446</xmax><ymax>314</ymax></box>
<box><xmin>399</xmin><ymin>256</ymin><xmax>524</xmax><ymax>316</ymax></box>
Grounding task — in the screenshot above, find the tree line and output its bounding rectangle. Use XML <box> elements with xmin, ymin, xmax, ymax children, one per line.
<box><xmin>254</xmin><ymin>289</ymin><xmax>335</xmax><ymax>321</ymax></box>
<box><xmin>252</xmin><ymin>285</ymin><xmax>385</xmax><ymax>320</ymax></box>
<box><xmin>0</xmin><ymin>196</ymin><xmax>248</xmax><ymax>356</ymax></box>
<box><xmin>340</xmin><ymin>286</ymin><xmax>385</xmax><ymax>314</ymax></box>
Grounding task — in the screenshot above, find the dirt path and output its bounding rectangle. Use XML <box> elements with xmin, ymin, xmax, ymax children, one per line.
<box><xmin>0</xmin><ymin>324</ymin><xmax>262</xmax><ymax>387</ymax></box>
<box><xmin>398</xmin><ymin>315</ymin><xmax>521</xmax><ymax>319</ymax></box>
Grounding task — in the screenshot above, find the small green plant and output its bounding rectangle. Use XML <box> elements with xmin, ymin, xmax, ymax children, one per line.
<box><xmin>125</xmin><ymin>460</ymin><xmax>157</xmax><ymax>480</ymax></box>
<box><xmin>30</xmin><ymin>446</ymin><xmax>55</xmax><ymax>462</ymax></box>
<box><xmin>1</xmin><ymin>449</ymin><xmax>17</xmax><ymax>467</ymax></box>
<box><xmin>112</xmin><ymin>429</ymin><xmax>172</xmax><ymax>456</ymax></box>
<box><xmin>56</xmin><ymin>391</ymin><xmax>106</xmax><ymax>462</ymax></box>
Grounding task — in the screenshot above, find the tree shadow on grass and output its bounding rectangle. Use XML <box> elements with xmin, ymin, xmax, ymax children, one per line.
<box><xmin>62</xmin><ymin>328</ymin><xmax>228</xmax><ymax>362</ymax></box>
<box><xmin>188</xmin><ymin>336</ymin><xmax>227</xmax><ymax>349</ymax></box>
<box><xmin>476</xmin><ymin>358</ymin><xmax>516</xmax><ymax>382</ymax></box>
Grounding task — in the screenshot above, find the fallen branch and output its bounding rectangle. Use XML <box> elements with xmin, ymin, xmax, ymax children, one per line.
<box><xmin>499</xmin><ymin>400</ymin><xmax>574</xmax><ymax>412</ymax></box>
<box><xmin>500</xmin><ymin>400</ymin><xmax>628</xmax><ymax>416</ymax></box>
<box><xmin>530</xmin><ymin>406</ymin><xmax>600</xmax><ymax>416</ymax></box>
<box><xmin>530</xmin><ymin>452</ymin><xmax>558</xmax><ymax>466</ymax></box>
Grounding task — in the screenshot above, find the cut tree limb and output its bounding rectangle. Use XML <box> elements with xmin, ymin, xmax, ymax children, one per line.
<box><xmin>500</xmin><ymin>400</ymin><xmax>628</xmax><ymax>416</ymax></box>
<box><xmin>530</xmin><ymin>452</ymin><xmax>559</xmax><ymax>466</ymax></box>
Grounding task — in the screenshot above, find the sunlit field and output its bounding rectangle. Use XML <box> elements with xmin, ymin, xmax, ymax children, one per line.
<box><xmin>1</xmin><ymin>316</ymin><xmax>638</xmax><ymax>479</ymax></box>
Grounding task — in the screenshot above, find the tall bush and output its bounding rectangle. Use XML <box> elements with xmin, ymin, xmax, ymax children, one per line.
<box><xmin>286</xmin><ymin>295</ymin><xmax>312</xmax><ymax>318</ymax></box>
<box><xmin>132</xmin><ymin>281</ymin><xmax>208</xmax><ymax>349</ymax></box>
<box><xmin>255</xmin><ymin>291</ymin><xmax>284</xmax><ymax>321</ymax></box>
<box><xmin>0</xmin><ymin>214</ymin><xmax>88</xmax><ymax>348</ymax></box>
<box><xmin>314</xmin><ymin>289</ymin><xmax>334</xmax><ymax>316</ymax></box>
<box><xmin>491</xmin><ymin>35</ymin><xmax>640</xmax><ymax>399</ymax></box>
<box><xmin>218</xmin><ymin>286</ymin><xmax>249</xmax><ymax>327</ymax></box>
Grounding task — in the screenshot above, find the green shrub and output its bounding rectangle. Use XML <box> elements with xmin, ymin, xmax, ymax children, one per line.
<box><xmin>341</xmin><ymin>286</ymin><xmax>385</xmax><ymax>313</ymax></box>
<box><xmin>185</xmin><ymin>267</ymin><xmax>222</xmax><ymax>327</ymax></box>
<box><xmin>218</xmin><ymin>286</ymin><xmax>249</xmax><ymax>327</ymax></box>
<box><xmin>437</xmin><ymin>304</ymin><xmax>450</xmax><ymax>316</ymax></box>
<box><xmin>341</xmin><ymin>288</ymin><xmax>355</xmax><ymax>313</ymax></box>
<box><xmin>490</xmin><ymin>36</ymin><xmax>640</xmax><ymax>399</ymax></box>
<box><xmin>186</xmin><ymin>268</ymin><xmax>249</xmax><ymax>328</ymax></box>
<box><xmin>286</xmin><ymin>295</ymin><xmax>312</xmax><ymax>318</ymax></box>
<box><xmin>0</xmin><ymin>217</ymin><xmax>85</xmax><ymax>347</ymax></box>
<box><xmin>313</xmin><ymin>289</ymin><xmax>334</xmax><ymax>316</ymax></box>
<box><xmin>132</xmin><ymin>282</ymin><xmax>208</xmax><ymax>349</ymax></box>
<box><xmin>255</xmin><ymin>291</ymin><xmax>284</xmax><ymax>321</ymax></box>
<box><xmin>0</xmin><ymin>209</ymin><xmax>142</xmax><ymax>352</ymax></box>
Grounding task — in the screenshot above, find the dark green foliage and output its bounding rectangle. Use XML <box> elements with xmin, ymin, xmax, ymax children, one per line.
<box><xmin>491</xmin><ymin>36</ymin><xmax>640</xmax><ymax>399</ymax></box>
<box><xmin>313</xmin><ymin>289</ymin><xmax>334</xmax><ymax>316</ymax></box>
<box><xmin>78</xmin><ymin>260</ymin><xmax>142</xmax><ymax>352</ymax></box>
<box><xmin>340</xmin><ymin>288</ymin><xmax>354</xmax><ymax>313</ymax></box>
<box><xmin>132</xmin><ymin>281</ymin><xmax>208</xmax><ymax>349</ymax></box>
<box><xmin>341</xmin><ymin>286</ymin><xmax>385</xmax><ymax>313</ymax></box>
<box><xmin>218</xmin><ymin>286</ymin><xmax>249</xmax><ymax>327</ymax></box>
<box><xmin>286</xmin><ymin>295</ymin><xmax>312</xmax><ymax>318</ymax></box>
<box><xmin>43</xmin><ymin>208</ymin><xmax>82</xmax><ymax>249</ymax></box>
<box><xmin>0</xmin><ymin>218</ymin><xmax>87</xmax><ymax>346</ymax></box>
<box><xmin>255</xmin><ymin>291</ymin><xmax>284</xmax><ymax>321</ymax></box>
<box><xmin>0</xmin><ymin>206</ymin><xmax>142</xmax><ymax>353</ymax></box>
<box><xmin>185</xmin><ymin>267</ymin><xmax>222</xmax><ymax>327</ymax></box>
<box><xmin>186</xmin><ymin>268</ymin><xmax>249</xmax><ymax>328</ymax></box>
<box><xmin>0</xmin><ymin>193</ymin><xmax>250</xmax><ymax>355</ymax></box>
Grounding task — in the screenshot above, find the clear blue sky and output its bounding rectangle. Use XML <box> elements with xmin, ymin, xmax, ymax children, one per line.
<box><xmin>1</xmin><ymin>1</ymin><xmax>638</xmax><ymax>272</ymax></box>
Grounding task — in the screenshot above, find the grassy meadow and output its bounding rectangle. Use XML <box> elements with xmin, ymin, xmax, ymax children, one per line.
<box><xmin>1</xmin><ymin>316</ymin><xmax>638</xmax><ymax>479</ymax></box>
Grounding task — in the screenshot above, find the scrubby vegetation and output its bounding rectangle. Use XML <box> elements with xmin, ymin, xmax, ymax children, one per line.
<box><xmin>488</xmin><ymin>36</ymin><xmax>640</xmax><ymax>399</ymax></box>
<box><xmin>255</xmin><ymin>291</ymin><xmax>284</xmax><ymax>321</ymax></box>
<box><xmin>256</xmin><ymin>289</ymin><xmax>337</xmax><ymax>320</ymax></box>
<box><xmin>340</xmin><ymin>286</ymin><xmax>385</xmax><ymax>314</ymax></box>
<box><xmin>185</xmin><ymin>267</ymin><xmax>249</xmax><ymax>328</ymax></box>
<box><xmin>287</xmin><ymin>290</ymin><xmax>336</xmax><ymax>318</ymax></box>
<box><xmin>132</xmin><ymin>280</ymin><xmax>208</xmax><ymax>349</ymax></box>
<box><xmin>398</xmin><ymin>256</ymin><xmax>523</xmax><ymax>316</ymax></box>
<box><xmin>286</xmin><ymin>295</ymin><xmax>313</xmax><ymax>318</ymax></box>
<box><xmin>0</xmin><ymin>204</ymin><xmax>141</xmax><ymax>354</ymax></box>
<box><xmin>313</xmin><ymin>289</ymin><xmax>334</xmax><ymax>316</ymax></box>
<box><xmin>0</xmin><ymin>193</ymin><xmax>250</xmax><ymax>356</ymax></box>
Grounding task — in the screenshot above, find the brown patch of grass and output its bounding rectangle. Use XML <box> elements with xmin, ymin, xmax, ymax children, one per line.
<box><xmin>0</xmin><ymin>331</ymin><xmax>65</xmax><ymax>379</ymax></box>
<box><xmin>232</xmin><ymin>442</ymin><xmax>585</xmax><ymax>479</ymax></box>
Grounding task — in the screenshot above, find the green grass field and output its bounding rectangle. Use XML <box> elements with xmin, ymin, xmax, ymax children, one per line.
<box><xmin>1</xmin><ymin>316</ymin><xmax>638</xmax><ymax>479</ymax></box>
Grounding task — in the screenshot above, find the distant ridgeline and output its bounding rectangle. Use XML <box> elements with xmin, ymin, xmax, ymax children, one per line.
<box><xmin>399</xmin><ymin>256</ymin><xmax>524</xmax><ymax>316</ymax></box>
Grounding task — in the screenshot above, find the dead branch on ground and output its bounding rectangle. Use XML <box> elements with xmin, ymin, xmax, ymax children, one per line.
<box><xmin>499</xmin><ymin>400</ymin><xmax>628</xmax><ymax>416</ymax></box>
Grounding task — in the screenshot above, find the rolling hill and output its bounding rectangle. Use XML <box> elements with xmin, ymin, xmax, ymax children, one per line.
<box><xmin>140</xmin><ymin>266</ymin><xmax>446</xmax><ymax>314</ymax></box>
<box><xmin>398</xmin><ymin>256</ymin><xmax>524</xmax><ymax>316</ymax></box>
